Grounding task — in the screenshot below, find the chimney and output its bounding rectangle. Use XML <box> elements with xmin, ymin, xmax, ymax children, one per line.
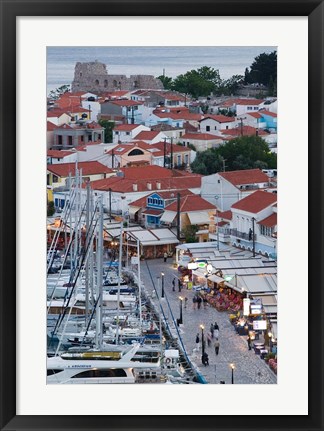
<box><xmin>156</xmin><ymin>181</ymin><xmax>161</xmax><ymax>190</ymax></box>
<box><xmin>133</xmin><ymin>183</ymin><xmax>138</xmax><ymax>191</ymax></box>
<box><xmin>147</xmin><ymin>182</ymin><xmax>152</xmax><ymax>190</ymax></box>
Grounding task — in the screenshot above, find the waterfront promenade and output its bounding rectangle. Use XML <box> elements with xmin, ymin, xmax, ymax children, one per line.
<box><xmin>140</xmin><ymin>258</ymin><xmax>277</xmax><ymax>385</ymax></box>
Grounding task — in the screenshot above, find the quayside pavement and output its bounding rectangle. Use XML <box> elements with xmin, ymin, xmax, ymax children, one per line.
<box><xmin>139</xmin><ymin>257</ymin><xmax>277</xmax><ymax>385</ymax></box>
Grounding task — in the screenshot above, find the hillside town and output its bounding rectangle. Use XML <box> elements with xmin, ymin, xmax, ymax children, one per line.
<box><xmin>47</xmin><ymin>57</ymin><xmax>277</xmax><ymax>385</ymax></box>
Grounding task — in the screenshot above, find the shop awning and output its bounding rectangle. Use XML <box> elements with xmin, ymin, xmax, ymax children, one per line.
<box><xmin>187</xmin><ymin>211</ymin><xmax>211</xmax><ymax>225</ymax></box>
<box><xmin>142</xmin><ymin>209</ymin><xmax>163</xmax><ymax>216</ymax></box>
<box><xmin>252</xmin><ymin>294</ymin><xmax>277</xmax><ymax>306</ymax></box>
<box><xmin>160</xmin><ymin>211</ymin><xmax>176</xmax><ymax>223</ymax></box>
<box><xmin>128</xmin><ymin>206</ymin><xmax>141</xmax><ymax>216</ymax></box>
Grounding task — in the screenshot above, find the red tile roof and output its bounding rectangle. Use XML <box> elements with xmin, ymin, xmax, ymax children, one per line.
<box><xmin>246</xmin><ymin>112</ymin><xmax>263</xmax><ymax>119</ymax></box>
<box><xmin>47</xmin><ymin>121</ymin><xmax>59</xmax><ymax>131</ymax></box>
<box><xmin>184</xmin><ymin>121</ymin><xmax>199</xmax><ymax>133</ymax></box>
<box><xmin>259</xmin><ymin>110</ymin><xmax>277</xmax><ymax>118</ymax></box>
<box><xmin>200</xmin><ymin>115</ymin><xmax>236</xmax><ymax>123</ymax></box>
<box><xmin>100</xmin><ymin>114</ymin><xmax>125</xmax><ymax>122</ymax></box>
<box><xmin>47</xmin><ymin>161</ymin><xmax>113</xmax><ymax>177</ymax></box>
<box><xmin>218</xmin><ymin>210</ymin><xmax>232</xmax><ymax>220</ymax></box>
<box><xmin>219</xmin><ymin>169</ymin><xmax>269</xmax><ymax>186</ymax></box>
<box><xmin>235</xmin><ymin>99</ymin><xmax>265</xmax><ymax>106</ymax></box>
<box><xmin>47</xmin><ymin>150</ymin><xmax>74</xmax><ymax>158</ymax></box>
<box><xmin>258</xmin><ymin>213</ymin><xmax>277</xmax><ymax>227</ymax></box>
<box><xmin>47</xmin><ymin>109</ymin><xmax>71</xmax><ymax>118</ymax></box>
<box><xmin>90</xmin><ymin>175</ymin><xmax>202</xmax><ymax>193</ymax></box>
<box><xmin>165</xmin><ymin>194</ymin><xmax>216</xmax><ymax>212</ymax></box>
<box><xmin>133</xmin><ymin>131</ymin><xmax>161</xmax><ymax>141</ymax></box>
<box><xmin>217</xmin><ymin>220</ymin><xmax>229</xmax><ymax>227</ymax></box>
<box><xmin>221</xmin><ymin>125</ymin><xmax>269</xmax><ymax>137</ymax></box>
<box><xmin>56</xmin><ymin>123</ymin><xmax>74</xmax><ymax>130</ymax></box>
<box><xmin>114</xmin><ymin>124</ymin><xmax>142</xmax><ymax>132</ymax></box>
<box><xmin>182</xmin><ymin>132</ymin><xmax>224</xmax><ymax>141</ymax></box>
<box><xmin>109</xmin><ymin>99</ymin><xmax>143</xmax><ymax>107</ymax></box>
<box><xmin>142</xmin><ymin>208</ymin><xmax>164</xmax><ymax>216</ymax></box>
<box><xmin>231</xmin><ymin>190</ymin><xmax>277</xmax><ymax>213</ymax></box>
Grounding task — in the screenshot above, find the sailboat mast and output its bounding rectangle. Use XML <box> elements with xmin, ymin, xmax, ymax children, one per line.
<box><xmin>137</xmin><ymin>239</ymin><xmax>142</xmax><ymax>332</ymax></box>
<box><xmin>115</xmin><ymin>220</ymin><xmax>123</xmax><ymax>345</ymax></box>
<box><xmin>85</xmin><ymin>181</ymin><xmax>90</xmax><ymax>326</ymax></box>
<box><xmin>95</xmin><ymin>195</ymin><xmax>104</xmax><ymax>349</ymax></box>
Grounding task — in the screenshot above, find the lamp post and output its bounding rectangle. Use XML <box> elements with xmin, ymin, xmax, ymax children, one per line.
<box><xmin>200</xmin><ymin>324</ymin><xmax>205</xmax><ymax>355</ymax></box>
<box><xmin>230</xmin><ymin>363</ymin><xmax>235</xmax><ymax>384</ymax></box>
<box><xmin>268</xmin><ymin>331</ymin><xmax>272</xmax><ymax>353</ymax></box>
<box><xmin>161</xmin><ymin>272</ymin><xmax>165</xmax><ymax>298</ymax></box>
<box><xmin>178</xmin><ymin>296</ymin><xmax>183</xmax><ymax>325</ymax></box>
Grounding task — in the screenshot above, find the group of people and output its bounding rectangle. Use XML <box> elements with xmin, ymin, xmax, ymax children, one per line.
<box><xmin>192</xmin><ymin>295</ymin><xmax>208</xmax><ymax>310</ymax></box>
<box><xmin>195</xmin><ymin>322</ymin><xmax>221</xmax><ymax>366</ymax></box>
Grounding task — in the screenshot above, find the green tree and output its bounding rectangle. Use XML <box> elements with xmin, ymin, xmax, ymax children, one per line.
<box><xmin>219</xmin><ymin>75</ymin><xmax>244</xmax><ymax>95</ymax></box>
<box><xmin>244</xmin><ymin>51</ymin><xmax>277</xmax><ymax>87</ymax></box>
<box><xmin>48</xmin><ymin>84</ymin><xmax>71</xmax><ymax>100</ymax></box>
<box><xmin>268</xmin><ymin>75</ymin><xmax>277</xmax><ymax>97</ymax></box>
<box><xmin>98</xmin><ymin>119</ymin><xmax>115</xmax><ymax>143</ymax></box>
<box><xmin>217</xmin><ymin>135</ymin><xmax>277</xmax><ymax>171</ymax></box>
<box><xmin>191</xmin><ymin>149</ymin><xmax>223</xmax><ymax>175</ymax></box>
<box><xmin>172</xmin><ymin>66</ymin><xmax>221</xmax><ymax>98</ymax></box>
<box><xmin>157</xmin><ymin>75</ymin><xmax>173</xmax><ymax>90</ymax></box>
<box><xmin>47</xmin><ymin>201</ymin><xmax>55</xmax><ymax>216</ymax></box>
<box><xmin>181</xmin><ymin>224</ymin><xmax>199</xmax><ymax>243</ymax></box>
<box><xmin>191</xmin><ymin>136</ymin><xmax>277</xmax><ymax>175</ymax></box>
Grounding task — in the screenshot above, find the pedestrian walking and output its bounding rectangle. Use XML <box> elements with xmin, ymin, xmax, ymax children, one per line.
<box><xmin>192</xmin><ymin>296</ymin><xmax>197</xmax><ymax>310</ymax></box>
<box><xmin>203</xmin><ymin>297</ymin><xmax>208</xmax><ymax>309</ymax></box>
<box><xmin>172</xmin><ymin>278</ymin><xmax>175</xmax><ymax>292</ymax></box>
<box><xmin>207</xmin><ymin>332</ymin><xmax>212</xmax><ymax>347</ymax></box>
<box><xmin>247</xmin><ymin>336</ymin><xmax>252</xmax><ymax>351</ymax></box>
<box><xmin>178</xmin><ymin>279</ymin><xmax>182</xmax><ymax>292</ymax></box>
<box><xmin>214</xmin><ymin>322</ymin><xmax>219</xmax><ymax>331</ymax></box>
<box><xmin>184</xmin><ymin>297</ymin><xmax>188</xmax><ymax>308</ymax></box>
<box><xmin>202</xmin><ymin>352</ymin><xmax>209</xmax><ymax>366</ymax></box>
<box><xmin>214</xmin><ymin>328</ymin><xmax>219</xmax><ymax>339</ymax></box>
<box><xmin>195</xmin><ymin>333</ymin><xmax>200</xmax><ymax>351</ymax></box>
<box><xmin>163</xmin><ymin>252</ymin><xmax>168</xmax><ymax>262</ymax></box>
<box><xmin>197</xmin><ymin>296</ymin><xmax>202</xmax><ymax>309</ymax></box>
<box><xmin>214</xmin><ymin>339</ymin><xmax>220</xmax><ymax>356</ymax></box>
<box><xmin>210</xmin><ymin>323</ymin><xmax>214</xmax><ymax>338</ymax></box>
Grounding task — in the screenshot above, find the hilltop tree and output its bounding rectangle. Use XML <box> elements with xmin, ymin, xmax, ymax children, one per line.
<box><xmin>157</xmin><ymin>75</ymin><xmax>173</xmax><ymax>90</ymax></box>
<box><xmin>48</xmin><ymin>84</ymin><xmax>71</xmax><ymax>100</ymax></box>
<box><xmin>244</xmin><ymin>51</ymin><xmax>277</xmax><ymax>88</ymax></box>
<box><xmin>172</xmin><ymin>66</ymin><xmax>222</xmax><ymax>98</ymax></box>
<box><xmin>219</xmin><ymin>75</ymin><xmax>244</xmax><ymax>95</ymax></box>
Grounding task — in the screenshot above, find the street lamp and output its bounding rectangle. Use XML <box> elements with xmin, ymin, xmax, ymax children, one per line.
<box><xmin>268</xmin><ymin>331</ymin><xmax>272</xmax><ymax>353</ymax></box>
<box><xmin>178</xmin><ymin>296</ymin><xmax>183</xmax><ymax>325</ymax></box>
<box><xmin>230</xmin><ymin>363</ymin><xmax>235</xmax><ymax>384</ymax></box>
<box><xmin>200</xmin><ymin>324</ymin><xmax>205</xmax><ymax>355</ymax></box>
<box><xmin>161</xmin><ymin>272</ymin><xmax>165</xmax><ymax>298</ymax></box>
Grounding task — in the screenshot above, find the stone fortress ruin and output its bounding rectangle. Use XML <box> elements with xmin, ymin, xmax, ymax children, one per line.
<box><xmin>71</xmin><ymin>61</ymin><xmax>164</xmax><ymax>93</ymax></box>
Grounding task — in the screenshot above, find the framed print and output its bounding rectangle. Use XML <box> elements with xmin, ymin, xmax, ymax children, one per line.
<box><xmin>1</xmin><ymin>1</ymin><xmax>323</xmax><ymax>430</ymax></box>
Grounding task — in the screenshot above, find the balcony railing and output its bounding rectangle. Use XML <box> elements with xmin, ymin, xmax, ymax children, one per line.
<box><xmin>230</xmin><ymin>228</ymin><xmax>256</xmax><ymax>241</ymax></box>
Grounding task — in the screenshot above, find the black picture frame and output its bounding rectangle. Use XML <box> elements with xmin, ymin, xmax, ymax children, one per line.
<box><xmin>1</xmin><ymin>1</ymin><xmax>323</xmax><ymax>430</ymax></box>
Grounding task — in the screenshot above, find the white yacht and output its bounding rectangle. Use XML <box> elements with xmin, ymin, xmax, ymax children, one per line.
<box><xmin>47</xmin><ymin>343</ymin><xmax>162</xmax><ymax>384</ymax></box>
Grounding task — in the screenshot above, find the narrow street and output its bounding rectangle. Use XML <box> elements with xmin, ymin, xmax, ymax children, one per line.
<box><xmin>140</xmin><ymin>257</ymin><xmax>277</xmax><ymax>385</ymax></box>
